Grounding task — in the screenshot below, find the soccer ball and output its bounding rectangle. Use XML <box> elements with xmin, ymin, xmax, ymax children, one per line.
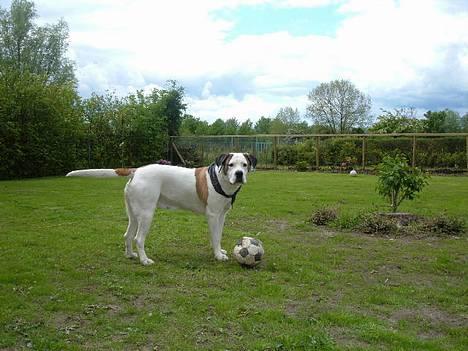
<box><xmin>349</xmin><ymin>169</ymin><xmax>357</xmax><ymax>176</ymax></box>
<box><xmin>233</xmin><ymin>236</ymin><xmax>264</xmax><ymax>267</ymax></box>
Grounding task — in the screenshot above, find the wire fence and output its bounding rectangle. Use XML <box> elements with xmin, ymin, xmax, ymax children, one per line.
<box><xmin>170</xmin><ymin>133</ymin><xmax>468</xmax><ymax>173</ymax></box>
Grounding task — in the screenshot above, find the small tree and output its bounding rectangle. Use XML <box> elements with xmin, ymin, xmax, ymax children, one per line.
<box><xmin>377</xmin><ymin>154</ymin><xmax>428</xmax><ymax>212</ymax></box>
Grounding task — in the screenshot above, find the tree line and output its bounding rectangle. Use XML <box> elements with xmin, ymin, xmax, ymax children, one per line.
<box><xmin>180</xmin><ymin>105</ymin><xmax>468</xmax><ymax>136</ymax></box>
<box><xmin>1</xmin><ymin>1</ymin><xmax>467</xmax><ymax>179</ymax></box>
<box><xmin>0</xmin><ymin>0</ymin><xmax>185</xmax><ymax>179</ymax></box>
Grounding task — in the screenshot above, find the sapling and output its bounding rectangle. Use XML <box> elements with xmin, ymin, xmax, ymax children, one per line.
<box><xmin>377</xmin><ymin>154</ymin><xmax>428</xmax><ymax>212</ymax></box>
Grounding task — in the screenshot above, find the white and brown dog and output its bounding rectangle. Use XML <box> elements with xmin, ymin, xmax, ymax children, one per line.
<box><xmin>66</xmin><ymin>153</ymin><xmax>256</xmax><ymax>265</ymax></box>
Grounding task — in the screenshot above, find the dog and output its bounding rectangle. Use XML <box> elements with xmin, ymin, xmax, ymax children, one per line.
<box><xmin>66</xmin><ymin>153</ymin><xmax>257</xmax><ymax>265</ymax></box>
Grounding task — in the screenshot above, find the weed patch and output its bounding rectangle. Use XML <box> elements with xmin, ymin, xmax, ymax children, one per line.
<box><xmin>310</xmin><ymin>206</ymin><xmax>338</xmax><ymax>226</ymax></box>
<box><xmin>312</xmin><ymin>208</ymin><xmax>466</xmax><ymax>238</ymax></box>
<box><xmin>418</xmin><ymin>215</ymin><xmax>466</xmax><ymax>236</ymax></box>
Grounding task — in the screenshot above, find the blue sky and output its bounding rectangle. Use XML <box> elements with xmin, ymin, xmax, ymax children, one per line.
<box><xmin>1</xmin><ymin>0</ymin><xmax>467</xmax><ymax>122</ymax></box>
<box><xmin>217</xmin><ymin>3</ymin><xmax>346</xmax><ymax>39</ymax></box>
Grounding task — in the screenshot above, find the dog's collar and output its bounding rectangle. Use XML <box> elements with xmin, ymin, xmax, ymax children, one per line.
<box><xmin>208</xmin><ymin>163</ymin><xmax>241</xmax><ymax>206</ymax></box>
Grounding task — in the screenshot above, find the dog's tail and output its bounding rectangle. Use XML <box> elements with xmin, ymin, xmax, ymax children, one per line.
<box><xmin>66</xmin><ymin>168</ymin><xmax>136</xmax><ymax>177</ymax></box>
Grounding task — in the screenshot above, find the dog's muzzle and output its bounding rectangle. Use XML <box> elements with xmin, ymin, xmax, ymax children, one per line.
<box><xmin>235</xmin><ymin>170</ymin><xmax>244</xmax><ymax>183</ymax></box>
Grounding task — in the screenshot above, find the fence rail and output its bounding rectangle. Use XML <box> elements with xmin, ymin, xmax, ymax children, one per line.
<box><xmin>170</xmin><ymin>133</ymin><xmax>468</xmax><ymax>172</ymax></box>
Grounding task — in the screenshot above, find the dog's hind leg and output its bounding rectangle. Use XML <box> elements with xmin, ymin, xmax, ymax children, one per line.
<box><xmin>125</xmin><ymin>180</ymin><xmax>159</xmax><ymax>266</ymax></box>
<box><xmin>134</xmin><ymin>210</ymin><xmax>156</xmax><ymax>266</ymax></box>
<box><xmin>123</xmin><ymin>189</ymin><xmax>138</xmax><ymax>259</ymax></box>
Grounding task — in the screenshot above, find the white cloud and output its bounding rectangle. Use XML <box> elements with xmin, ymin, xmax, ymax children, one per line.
<box><xmin>187</xmin><ymin>92</ymin><xmax>308</xmax><ymax>123</ymax></box>
<box><xmin>23</xmin><ymin>0</ymin><xmax>468</xmax><ymax>120</ymax></box>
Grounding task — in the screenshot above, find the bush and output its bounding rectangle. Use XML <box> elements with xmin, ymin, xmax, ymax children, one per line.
<box><xmin>321</xmin><ymin>138</ymin><xmax>361</xmax><ymax>166</ymax></box>
<box><xmin>296</xmin><ymin>161</ymin><xmax>309</xmax><ymax>172</ymax></box>
<box><xmin>420</xmin><ymin>215</ymin><xmax>466</xmax><ymax>236</ymax></box>
<box><xmin>276</xmin><ymin>144</ymin><xmax>299</xmax><ymax>165</ymax></box>
<box><xmin>358</xmin><ymin>213</ymin><xmax>397</xmax><ymax>235</ymax></box>
<box><xmin>315</xmin><ymin>210</ymin><xmax>465</xmax><ymax>237</ymax></box>
<box><xmin>310</xmin><ymin>207</ymin><xmax>338</xmax><ymax>226</ymax></box>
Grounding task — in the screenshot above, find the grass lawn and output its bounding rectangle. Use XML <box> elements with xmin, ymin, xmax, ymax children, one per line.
<box><xmin>0</xmin><ymin>171</ymin><xmax>467</xmax><ymax>350</ymax></box>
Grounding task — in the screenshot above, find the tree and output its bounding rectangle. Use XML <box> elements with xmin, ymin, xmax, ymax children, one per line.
<box><xmin>238</xmin><ymin>119</ymin><xmax>254</xmax><ymax>135</ymax></box>
<box><xmin>461</xmin><ymin>113</ymin><xmax>468</xmax><ymax>132</ymax></box>
<box><xmin>422</xmin><ymin>109</ymin><xmax>463</xmax><ymax>133</ymax></box>
<box><xmin>224</xmin><ymin>117</ymin><xmax>239</xmax><ymax>135</ymax></box>
<box><xmin>0</xmin><ymin>69</ymin><xmax>82</xmax><ymax>178</ymax></box>
<box><xmin>0</xmin><ymin>0</ymin><xmax>81</xmax><ymax>179</ymax></box>
<box><xmin>277</xmin><ymin>106</ymin><xmax>301</xmax><ymax>125</ymax></box>
<box><xmin>209</xmin><ymin>119</ymin><xmax>226</xmax><ymax>135</ymax></box>
<box><xmin>254</xmin><ymin>116</ymin><xmax>272</xmax><ymax>134</ymax></box>
<box><xmin>268</xmin><ymin>106</ymin><xmax>308</xmax><ymax>135</ymax></box>
<box><xmin>270</xmin><ymin>117</ymin><xmax>287</xmax><ymax>134</ymax></box>
<box><xmin>441</xmin><ymin>110</ymin><xmax>462</xmax><ymax>132</ymax></box>
<box><xmin>82</xmin><ymin>88</ymin><xmax>176</xmax><ymax>167</ymax></box>
<box><xmin>0</xmin><ymin>0</ymin><xmax>75</xmax><ymax>84</ymax></box>
<box><xmin>179</xmin><ymin>115</ymin><xmax>209</xmax><ymax>135</ymax></box>
<box><xmin>370</xmin><ymin>107</ymin><xmax>424</xmax><ymax>133</ymax></box>
<box><xmin>424</xmin><ymin>110</ymin><xmax>446</xmax><ymax>133</ymax></box>
<box><xmin>275</xmin><ymin>106</ymin><xmax>308</xmax><ymax>134</ymax></box>
<box><xmin>377</xmin><ymin>154</ymin><xmax>428</xmax><ymax>212</ymax></box>
<box><xmin>306</xmin><ymin>79</ymin><xmax>371</xmax><ymax>134</ymax></box>
<box><xmin>155</xmin><ymin>80</ymin><xmax>186</xmax><ymax>137</ymax></box>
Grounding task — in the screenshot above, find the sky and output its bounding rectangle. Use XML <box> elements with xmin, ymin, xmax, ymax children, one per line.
<box><xmin>1</xmin><ymin>0</ymin><xmax>467</xmax><ymax>122</ymax></box>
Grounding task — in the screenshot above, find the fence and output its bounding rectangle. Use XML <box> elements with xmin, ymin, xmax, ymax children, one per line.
<box><xmin>170</xmin><ymin>133</ymin><xmax>468</xmax><ymax>173</ymax></box>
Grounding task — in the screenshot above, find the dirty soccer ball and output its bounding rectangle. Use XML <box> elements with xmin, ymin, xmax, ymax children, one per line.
<box><xmin>233</xmin><ymin>237</ymin><xmax>264</xmax><ymax>267</ymax></box>
<box><xmin>349</xmin><ymin>169</ymin><xmax>357</xmax><ymax>176</ymax></box>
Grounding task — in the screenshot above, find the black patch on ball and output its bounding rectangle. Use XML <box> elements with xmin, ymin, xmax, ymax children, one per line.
<box><xmin>254</xmin><ymin>252</ymin><xmax>263</xmax><ymax>261</ymax></box>
<box><xmin>250</xmin><ymin>239</ymin><xmax>260</xmax><ymax>246</ymax></box>
<box><xmin>239</xmin><ymin>248</ymin><xmax>249</xmax><ymax>258</ymax></box>
<box><xmin>236</xmin><ymin>239</ymin><xmax>243</xmax><ymax>246</ymax></box>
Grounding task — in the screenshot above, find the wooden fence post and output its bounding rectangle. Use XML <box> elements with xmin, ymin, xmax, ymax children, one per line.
<box><xmin>169</xmin><ymin>137</ymin><xmax>174</xmax><ymax>164</ymax></box>
<box><xmin>412</xmin><ymin>135</ymin><xmax>416</xmax><ymax>168</ymax></box>
<box><xmin>273</xmin><ymin>136</ymin><xmax>278</xmax><ymax>169</ymax></box>
<box><xmin>361</xmin><ymin>136</ymin><xmax>366</xmax><ymax>170</ymax></box>
<box><xmin>466</xmin><ymin>136</ymin><xmax>468</xmax><ymax>170</ymax></box>
<box><xmin>315</xmin><ymin>136</ymin><xmax>320</xmax><ymax>169</ymax></box>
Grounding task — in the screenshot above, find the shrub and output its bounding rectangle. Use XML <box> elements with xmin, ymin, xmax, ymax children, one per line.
<box><xmin>320</xmin><ymin>138</ymin><xmax>361</xmax><ymax>166</ymax></box>
<box><xmin>358</xmin><ymin>213</ymin><xmax>398</xmax><ymax>235</ymax></box>
<box><xmin>296</xmin><ymin>161</ymin><xmax>309</xmax><ymax>172</ymax></box>
<box><xmin>310</xmin><ymin>207</ymin><xmax>338</xmax><ymax>226</ymax></box>
<box><xmin>421</xmin><ymin>215</ymin><xmax>466</xmax><ymax>236</ymax></box>
<box><xmin>276</xmin><ymin>144</ymin><xmax>299</xmax><ymax>165</ymax></box>
<box><xmin>377</xmin><ymin>154</ymin><xmax>429</xmax><ymax>212</ymax></box>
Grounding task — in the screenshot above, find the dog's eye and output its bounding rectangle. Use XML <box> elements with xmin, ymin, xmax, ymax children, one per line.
<box><xmin>242</xmin><ymin>163</ymin><xmax>247</xmax><ymax>167</ymax></box>
<box><xmin>228</xmin><ymin>163</ymin><xmax>234</xmax><ymax>167</ymax></box>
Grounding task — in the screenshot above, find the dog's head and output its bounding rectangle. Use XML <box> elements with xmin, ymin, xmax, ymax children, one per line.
<box><xmin>215</xmin><ymin>152</ymin><xmax>257</xmax><ymax>185</ymax></box>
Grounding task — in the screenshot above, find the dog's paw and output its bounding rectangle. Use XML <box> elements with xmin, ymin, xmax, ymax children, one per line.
<box><xmin>140</xmin><ymin>258</ymin><xmax>155</xmax><ymax>266</ymax></box>
<box><xmin>125</xmin><ymin>252</ymin><xmax>138</xmax><ymax>259</ymax></box>
<box><xmin>215</xmin><ymin>252</ymin><xmax>229</xmax><ymax>261</ymax></box>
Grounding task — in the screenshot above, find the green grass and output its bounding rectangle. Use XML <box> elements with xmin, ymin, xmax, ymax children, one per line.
<box><xmin>0</xmin><ymin>171</ymin><xmax>467</xmax><ymax>350</ymax></box>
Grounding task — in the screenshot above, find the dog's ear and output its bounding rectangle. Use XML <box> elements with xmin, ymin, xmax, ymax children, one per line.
<box><xmin>243</xmin><ymin>153</ymin><xmax>257</xmax><ymax>172</ymax></box>
<box><xmin>215</xmin><ymin>154</ymin><xmax>229</xmax><ymax>167</ymax></box>
<box><xmin>215</xmin><ymin>153</ymin><xmax>233</xmax><ymax>174</ymax></box>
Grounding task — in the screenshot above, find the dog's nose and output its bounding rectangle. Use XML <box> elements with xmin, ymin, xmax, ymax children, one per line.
<box><xmin>235</xmin><ymin>170</ymin><xmax>243</xmax><ymax>180</ymax></box>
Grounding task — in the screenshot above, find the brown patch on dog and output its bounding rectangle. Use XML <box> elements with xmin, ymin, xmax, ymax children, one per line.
<box><xmin>195</xmin><ymin>167</ymin><xmax>208</xmax><ymax>206</ymax></box>
<box><xmin>114</xmin><ymin>168</ymin><xmax>136</xmax><ymax>176</ymax></box>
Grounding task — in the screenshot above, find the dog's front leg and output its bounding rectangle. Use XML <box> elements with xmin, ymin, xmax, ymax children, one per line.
<box><xmin>207</xmin><ymin>213</ymin><xmax>228</xmax><ymax>261</ymax></box>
